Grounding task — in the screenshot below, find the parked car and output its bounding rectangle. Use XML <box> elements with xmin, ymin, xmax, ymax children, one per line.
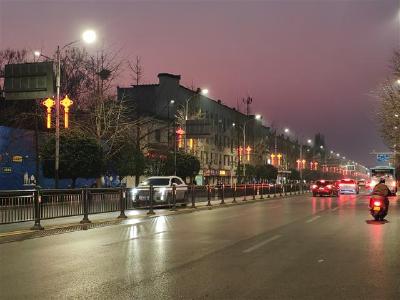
<box><xmin>131</xmin><ymin>176</ymin><xmax>188</xmax><ymax>207</ymax></box>
<box><xmin>311</xmin><ymin>180</ymin><xmax>339</xmax><ymax>197</ymax></box>
<box><xmin>338</xmin><ymin>178</ymin><xmax>359</xmax><ymax>194</ymax></box>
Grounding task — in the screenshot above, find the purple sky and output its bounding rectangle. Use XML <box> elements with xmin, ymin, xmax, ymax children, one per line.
<box><xmin>1</xmin><ymin>0</ymin><xmax>399</xmax><ymax>166</ymax></box>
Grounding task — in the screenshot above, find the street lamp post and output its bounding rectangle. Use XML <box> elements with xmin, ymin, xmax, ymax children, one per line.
<box><xmin>36</xmin><ymin>30</ymin><xmax>96</xmax><ymax>188</ymax></box>
<box><xmin>184</xmin><ymin>88</ymin><xmax>208</xmax><ymax>151</ymax></box>
<box><xmin>235</xmin><ymin>114</ymin><xmax>261</xmax><ymax>182</ymax></box>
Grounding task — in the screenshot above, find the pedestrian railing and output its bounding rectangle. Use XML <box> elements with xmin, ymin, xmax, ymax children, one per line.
<box><xmin>0</xmin><ymin>183</ymin><xmax>309</xmax><ymax>228</ymax></box>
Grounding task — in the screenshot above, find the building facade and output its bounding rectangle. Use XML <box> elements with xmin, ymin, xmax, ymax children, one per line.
<box><xmin>118</xmin><ymin>73</ymin><xmax>271</xmax><ymax>184</ymax></box>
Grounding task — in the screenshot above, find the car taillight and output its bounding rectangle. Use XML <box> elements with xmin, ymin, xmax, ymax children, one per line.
<box><xmin>327</xmin><ymin>185</ymin><xmax>332</xmax><ymax>189</ymax></box>
<box><xmin>339</xmin><ymin>183</ymin><xmax>343</xmax><ymax>187</ymax></box>
<box><xmin>312</xmin><ymin>185</ymin><xmax>317</xmax><ymax>189</ymax></box>
<box><xmin>373</xmin><ymin>201</ymin><xmax>381</xmax><ymax>207</ymax></box>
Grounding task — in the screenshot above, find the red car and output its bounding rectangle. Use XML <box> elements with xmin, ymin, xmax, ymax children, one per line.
<box><xmin>311</xmin><ymin>180</ymin><xmax>339</xmax><ymax>197</ymax></box>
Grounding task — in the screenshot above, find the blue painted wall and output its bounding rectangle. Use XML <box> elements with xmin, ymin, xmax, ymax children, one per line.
<box><xmin>0</xmin><ymin>126</ymin><xmax>97</xmax><ymax>190</ymax></box>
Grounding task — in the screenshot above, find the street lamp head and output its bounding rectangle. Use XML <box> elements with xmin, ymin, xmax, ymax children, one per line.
<box><xmin>201</xmin><ymin>88</ymin><xmax>209</xmax><ymax>95</ymax></box>
<box><xmin>336</xmin><ymin>153</ymin><xmax>340</xmax><ymax>157</ymax></box>
<box><xmin>307</xmin><ymin>139</ymin><xmax>312</xmax><ymax>144</ymax></box>
<box><xmin>232</xmin><ymin>122</ymin><xmax>236</xmax><ymax>127</ymax></box>
<box><xmin>284</xmin><ymin>128</ymin><xmax>289</xmax><ymax>133</ymax></box>
<box><xmin>170</xmin><ymin>99</ymin><xmax>175</xmax><ymax>104</ymax></box>
<box><xmin>34</xmin><ymin>50</ymin><xmax>41</xmax><ymax>57</ymax></box>
<box><xmin>397</xmin><ymin>79</ymin><xmax>400</xmax><ymax>85</ymax></box>
<box><xmin>320</xmin><ymin>145</ymin><xmax>324</xmax><ymax>149</ymax></box>
<box><xmin>330</xmin><ymin>150</ymin><xmax>334</xmax><ymax>154</ymax></box>
<box><xmin>255</xmin><ymin>114</ymin><xmax>262</xmax><ymax>120</ymax></box>
<box><xmin>82</xmin><ymin>30</ymin><xmax>97</xmax><ymax>44</ymax></box>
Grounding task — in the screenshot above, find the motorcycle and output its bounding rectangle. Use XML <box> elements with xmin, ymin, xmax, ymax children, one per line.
<box><xmin>369</xmin><ymin>196</ymin><xmax>388</xmax><ymax>221</ymax></box>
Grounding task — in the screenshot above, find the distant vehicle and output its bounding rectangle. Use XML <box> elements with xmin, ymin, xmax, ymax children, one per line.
<box><xmin>131</xmin><ymin>176</ymin><xmax>188</xmax><ymax>206</ymax></box>
<box><xmin>368</xmin><ymin>166</ymin><xmax>397</xmax><ymax>194</ymax></box>
<box><xmin>338</xmin><ymin>179</ymin><xmax>359</xmax><ymax>194</ymax></box>
<box><xmin>357</xmin><ymin>179</ymin><xmax>366</xmax><ymax>186</ymax></box>
<box><xmin>311</xmin><ymin>180</ymin><xmax>339</xmax><ymax>197</ymax></box>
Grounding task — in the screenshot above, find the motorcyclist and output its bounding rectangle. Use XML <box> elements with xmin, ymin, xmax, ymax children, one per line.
<box><xmin>371</xmin><ymin>178</ymin><xmax>391</xmax><ymax>213</ymax></box>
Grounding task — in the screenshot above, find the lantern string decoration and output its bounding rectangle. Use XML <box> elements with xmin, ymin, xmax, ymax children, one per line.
<box><xmin>42</xmin><ymin>98</ymin><xmax>55</xmax><ymax>129</ymax></box>
<box><xmin>60</xmin><ymin>95</ymin><xmax>73</xmax><ymax>128</ymax></box>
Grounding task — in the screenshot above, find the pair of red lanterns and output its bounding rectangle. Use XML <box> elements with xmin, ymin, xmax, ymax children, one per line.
<box><xmin>42</xmin><ymin>96</ymin><xmax>73</xmax><ymax>129</ymax></box>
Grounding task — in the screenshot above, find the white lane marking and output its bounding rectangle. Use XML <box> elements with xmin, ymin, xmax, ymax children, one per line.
<box><xmin>306</xmin><ymin>215</ymin><xmax>321</xmax><ymax>223</ymax></box>
<box><xmin>242</xmin><ymin>235</ymin><xmax>281</xmax><ymax>253</ymax></box>
<box><xmin>318</xmin><ymin>259</ymin><xmax>325</xmax><ymax>263</ymax></box>
<box><xmin>331</xmin><ymin>207</ymin><xmax>339</xmax><ymax>212</ymax></box>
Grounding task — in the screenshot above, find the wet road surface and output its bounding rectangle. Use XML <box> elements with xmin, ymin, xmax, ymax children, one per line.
<box><xmin>1</xmin><ymin>192</ymin><xmax>399</xmax><ymax>299</ymax></box>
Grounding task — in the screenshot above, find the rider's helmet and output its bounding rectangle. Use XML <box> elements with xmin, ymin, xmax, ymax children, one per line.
<box><xmin>379</xmin><ymin>177</ymin><xmax>386</xmax><ymax>184</ymax></box>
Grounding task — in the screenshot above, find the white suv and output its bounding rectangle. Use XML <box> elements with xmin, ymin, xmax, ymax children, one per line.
<box><xmin>132</xmin><ymin>176</ymin><xmax>188</xmax><ymax>206</ymax></box>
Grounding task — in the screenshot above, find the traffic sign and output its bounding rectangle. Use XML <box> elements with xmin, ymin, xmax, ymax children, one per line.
<box><xmin>376</xmin><ymin>153</ymin><xmax>390</xmax><ymax>162</ymax></box>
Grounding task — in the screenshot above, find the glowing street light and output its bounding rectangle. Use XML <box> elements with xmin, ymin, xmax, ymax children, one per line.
<box><xmin>284</xmin><ymin>128</ymin><xmax>289</xmax><ymax>133</ymax></box>
<box><xmin>82</xmin><ymin>30</ymin><xmax>97</xmax><ymax>44</ymax></box>
<box><xmin>238</xmin><ymin>114</ymin><xmax>262</xmax><ymax>180</ymax></box>
<box><xmin>201</xmin><ymin>88</ymin><xmax>209</xmax><ymax>95</ymax></box>
<box><xmin>35</xmin><ymin>29</ymin><xmax>97</xmax><ymax>188</ymax></box>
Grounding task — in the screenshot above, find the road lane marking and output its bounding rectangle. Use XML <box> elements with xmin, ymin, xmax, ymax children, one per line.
<box><xmin>242</xmin><ymin>235</ymin><xmax>281</xmax><ymax>253</ymax></box>
<box><xmin>331</xmin><ymin>207</ymin><xmax>339</xmax><ymax>212</ymax></box>
<box><xmin>306</xmin><ymin>216</ymin><xmax>321</xmax><ymax>223</ymax></box>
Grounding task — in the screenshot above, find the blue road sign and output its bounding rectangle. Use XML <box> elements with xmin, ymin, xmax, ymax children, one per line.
<box><xmin>377</xmin><ymin>153</ymin><xmax>390</xmax><ymax>162</ymax></box>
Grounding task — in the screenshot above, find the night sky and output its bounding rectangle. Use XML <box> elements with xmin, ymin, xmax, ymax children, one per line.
<box><xmin>1</xmin><ymin>0</ymin><xmax>399</xmax><ymax>166</ymax></box>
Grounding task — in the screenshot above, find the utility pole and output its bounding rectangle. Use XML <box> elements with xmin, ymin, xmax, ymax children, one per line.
<box><xmin>242</xmin><ymin>96</ymin><xmax>252</xmax><ymax>116</ymax></box>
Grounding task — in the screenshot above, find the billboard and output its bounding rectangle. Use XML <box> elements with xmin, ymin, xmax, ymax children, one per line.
<box><xmin>4</xmin><ymin>62</ymin><xmax>54</xmax><ymax>100</ymax></box>
<box><xmin>186</xmin><ymin>119</ymin><xmax>211</xmax><ymax>138</ymax></box>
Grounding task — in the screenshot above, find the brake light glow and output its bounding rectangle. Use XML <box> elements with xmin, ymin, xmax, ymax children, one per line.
<box><xmin>312</xmin><ymin>185</ymin><xmax>317</xmax><ymax>189</ymax></box>
<box><xmin>373</xmin><ymin>201</ymin><xmax>381</xmax><ymax>207</ymax></box>
<box><xmin>327</xmin><ymin>185</ymin><xmax>332</xmax><ymax>189</ymax></box>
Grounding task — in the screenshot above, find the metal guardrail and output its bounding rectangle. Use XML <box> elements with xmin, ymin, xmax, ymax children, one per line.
<box><xmin>0</xmin><ymin>183</ymin><xmax>309</xmax><ymax>228</ymax></box>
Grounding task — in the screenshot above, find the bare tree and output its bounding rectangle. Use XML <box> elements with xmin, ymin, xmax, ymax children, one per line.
<box><xmin>376</xmin><ymin>51</ymin><xmax>400</xmax><ymax>167</ymax></box>
<box><xmin>128</xmin><ymin>56</ymin><xmax>144</xmax><ymax>86</ymax></box>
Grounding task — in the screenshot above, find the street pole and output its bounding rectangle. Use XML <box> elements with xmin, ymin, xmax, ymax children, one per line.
<box><xmin>243</xmin><ymin>123</ymin><xmax>246</xmax><ymax>180</ymax></box>
<box><xmin>174</xmin><ymin>117</ymin><xmax>177</xmax><ymax>176</ymax></box>
<box><xmin>55</xmin><ymin>45</ymin><xmax>61</xmax><ymax>188</ymax></box>
<box><xmin>299</xmin><ymin>142</ymin><xmax>303</xmax><ymax>192</ymax></box>
<box><xmin>184</xmin><ymin>98</ymin><xmax>189</xmax><ymax>152</ymax></box>
<box><xmin>34</xmin><ymin>100</ymin><xmax>40</xmax><ymax>185</ymax></box>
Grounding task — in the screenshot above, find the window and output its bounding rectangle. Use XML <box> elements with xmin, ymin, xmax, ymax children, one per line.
<box><xmin>139</xmin><ymin>178</ymin><xmax>169</xmax><ymax>186</ymax></box>
<box><xmin>172</xmin><ymin>177</ymin><xmax>184</xmax><ymax>185</ymax></box>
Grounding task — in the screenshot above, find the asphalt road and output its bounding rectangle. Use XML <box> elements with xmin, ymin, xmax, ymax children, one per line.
<box><xmin>1</xmin><ymin>191</ymin><xmax>399</xmax><ymax>299</ymax></box>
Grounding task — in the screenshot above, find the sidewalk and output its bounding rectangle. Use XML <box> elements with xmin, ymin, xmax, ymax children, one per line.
<box><xmin>0</xmin><ymin>191</ymin><xmax>307</xmax><ymax>238</ymax></box>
